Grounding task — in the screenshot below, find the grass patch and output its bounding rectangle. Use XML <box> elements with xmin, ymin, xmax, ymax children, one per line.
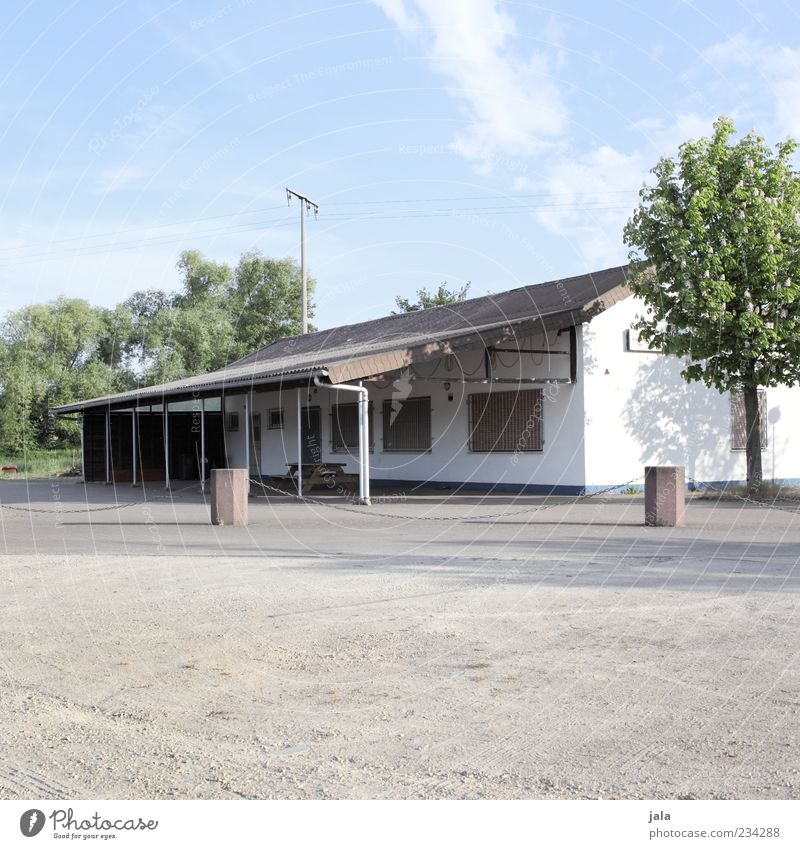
<box><xmin>0</xmin><ymin>448</ymin><xmax>79</xmax><ymax>479</ymax></box>
<box><xmin>693</xmin><ymin>482</ymin><xmax>800</xmax><ymax>503</ymax></box>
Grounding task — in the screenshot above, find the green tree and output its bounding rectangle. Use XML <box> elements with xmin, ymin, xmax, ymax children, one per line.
<box><xmin>624</xmin><ymin>116</ymin><xmax>800</xmax><ymax>494</ymax></box>
<box><xmin>394</xmin><ymin>281</ymin><xmax>471</xmax><ymax>313</ymax></box>
<box><xmin>175</xmin><ymin>249</ymin><xmax>232</xmax><ymax>306</ymax></box>
<box><xmin>229</xmin><ymin>252</ymin><xmax>313</xmax><ymax>356</ymax></box>
<box><xmin>0</xmin><ymin>298</ymin><xmax>127</xmax><ymax>452</ymax></box>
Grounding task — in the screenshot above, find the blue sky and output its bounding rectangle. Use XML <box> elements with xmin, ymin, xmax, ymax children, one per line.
<box><xmin>1</xmin><ymin>0</ymin><xmax>799</xmax><ymax>328</ymax></box>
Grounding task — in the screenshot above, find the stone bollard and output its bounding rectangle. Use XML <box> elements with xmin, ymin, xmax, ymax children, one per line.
<box><xmin>210</xmin><ymin>468</ymin><xmax>248</xmax><ymax>526</ymax></box>
<box><xmin>644</xmin><ymin>466</ymin><xmax>685</xmax><ymax>527</ymax></box>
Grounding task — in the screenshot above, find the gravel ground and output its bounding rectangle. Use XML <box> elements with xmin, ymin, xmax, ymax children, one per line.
<box><xmin>0</xmin><ymin>480</ymin><xmax>798</xmax><ymax>799</ymax></box>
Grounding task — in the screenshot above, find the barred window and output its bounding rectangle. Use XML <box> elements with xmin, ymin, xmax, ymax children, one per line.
<box><xmin>468</xmin><ymin>389</ymin><xmax>543</xmax><ymax>452</ymax></box>
<box><xmin>332</xmin><ymin>403</ymin><xmax>373</xmax><ymax>452</ymax></box>
<box><xmin>731</xmin><ymin>390</ymin><xmax>767</xmax><ymax>451</ymax></box>
<box><xmin>382</xmin><ymin>396</ymin><xmax>431</xmax><ymax>452</ymax></box>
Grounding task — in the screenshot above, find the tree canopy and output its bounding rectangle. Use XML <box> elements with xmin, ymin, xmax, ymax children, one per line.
<box><xmin>623</xmin><ymin>116</ymin><xmax>800</xmax><ymax>492</ymax></box>
<box><xmin>394</xmin><ymin>281</ymin><xmax>471</xmax><ymax>313</ymax></box>
<box><xmin>0</xmin><ymin>249</ymin><xmax>314</xmax><ymax>453</ymax></box>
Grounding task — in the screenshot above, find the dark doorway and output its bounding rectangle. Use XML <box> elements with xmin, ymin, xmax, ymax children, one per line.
<box><xmin>301</xmin><ymin>406</ymin><xmax>322</xmax><ymax>464</ymax></box>
<box><xmin>82</xmin><ymin>410</ymin><xmax>225</xmax><ymax>482</ymax></box>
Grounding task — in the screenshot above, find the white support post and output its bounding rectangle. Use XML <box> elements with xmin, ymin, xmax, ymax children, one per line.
<box><xmin>164</xmin><ymin>402</ymin><xmax>170</xmax><ymax>491</ymax></box>
<box><xmin>131</xmin><ymin>411</ymin><xmax>137</xmax><ymax>486</ymax></box>
<box><xmin>104</xmin><ymin>408</ymin><xmax>111</xmax><ymax>484</ymax></box>
<box><xmin>221</xmin><ymin>394</ymin><xmax>228</xmax><ymax>466</ymax></box>
<box><xmin>359</xmin><ymin>381</ymin><xmax>370</xmax><ymax>505</ymax></box>
<box><xmin>79</xmin><ymin>413</ymin><xmax>85</xmax><ymax>481</ymax></box>
<box><xmin>200</xmin><ymin>398</ymin><xmax>206</xmax><ymax>492</ymax></box>
<box><xmin>312</xmin><ymin>376</ymin><xmax>369</xmax><ymax>505</ymax></box>
<box><xmin>296</xmin><ymin>389</ymin><xmax>303</xmax><ymax>496</ymax></box>
<box><xmin>244</xmin><ymin>394</ymin><xmax>250</xmax><ymax>496</ymax></box>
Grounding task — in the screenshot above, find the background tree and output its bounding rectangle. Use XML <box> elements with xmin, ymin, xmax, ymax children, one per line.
<box><xmin>229</xmin><ymin>251</ymin><xmax>313</xmax><ymax>356</ymax></box>
<box><xmin>0</xmin><ymin>248</ymin><xmax>314</xmax><ymax>455</ymax></box>
<box><xmin>624</xmin><ymin>116</ymin><xmax>800</xmax><ymax>494</ymax></box>
<box><xmin>394</xmin><ymin>281</ymin><xmax>471</xmax><ymax>313</ymax></box>
<box><xmin>0</xmin><ymin>298</ymin><xmax>126</xmax><ymax>452</ymax></box>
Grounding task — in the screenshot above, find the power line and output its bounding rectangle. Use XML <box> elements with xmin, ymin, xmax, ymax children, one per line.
<box><xmin>0</xmin><ymin>189</ymin><xmax>638</xmax><ymax>257</ymax></box>
<box><xmin>0</xmin><ymin>201</ymin><xmax>635</xmax><ymax>267</ymax></box>
<box><xmin>0</xmin><ymin>203</ymin><xmax>290</xmax><ymax>253</ymax></box>
<box><xmin>325</xmin><ymin>189</ymin><xmax>638</xmax><ymax>205</ymax></box>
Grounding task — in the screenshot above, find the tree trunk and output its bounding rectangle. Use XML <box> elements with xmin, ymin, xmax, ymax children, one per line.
<box><xmin>743</xmin><ymin>385</ymin><xmax>763</xmax><ymax>497</ymax></box>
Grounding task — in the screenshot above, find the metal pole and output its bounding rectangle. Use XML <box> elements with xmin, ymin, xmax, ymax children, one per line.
<box><xmin>221</xmin><ymin>394</ymin><xmax>228</xmax><ymax>466</ymax></box>
<box><xmin>244</xmin><ymin>394</ymin><xmax>250</xmax><ymax>494</ymax></box>
<box><xmin>286</xmin><ymin>189</ymin><xmax>318</xmax><ymax>335</ymax></box>
<box><xmin>359</xmin><ymin>381</ymin><xmax>370</xmax><ymax>505</ymax></box>
<box><xmin>105</xmin><ymin>407</ymin><xmax>110</xmax><ymax>484</ymax></box>
<box><xmin>300</xmin><ymin>200</ymin><xmax>307</xmax><ymax>334</ymax></box>
<box><xmin>200</xmin><ymin>398</ymin><xmax>206</xmax><ymax>491</ymax></box>
<box><xmin>164</xmin><ymin>402</ymin><xmax>170</xmax><ymax>490</ymax></box>
<box><xmin>131</xmin><ymin>410</ymin><xmax>137</xmax><ymax>486</ymax></box>
<box><xmin>296</xmin><ymin>389</ymin><xmax>303</xmax><ymax>497</ymax></box>
<box><xmin>357</xmin><ymin>389</ymin><xmax>364</xmax><ymax>503</ymax></box>
<box><xmin>79</xmin><ymin>413</ymin><xmax>85</xmax><ymax>481</ymax></box>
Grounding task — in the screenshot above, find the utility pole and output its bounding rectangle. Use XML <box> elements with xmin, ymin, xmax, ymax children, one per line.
<box><xmin>286</xmin><ymin>188</ymin><xmax>319</xmax><ymax>334</ymax></box>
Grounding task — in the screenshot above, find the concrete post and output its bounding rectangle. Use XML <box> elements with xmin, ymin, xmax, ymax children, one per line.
<box><xmin>210</xmin><ymin>468</ymin><xmax>249</xmax><ymax>526</ymax></box>
<box><xmin>644</xmin><ymin>466</ymin><xmax>685</xmax><ymax>527</ymax></box>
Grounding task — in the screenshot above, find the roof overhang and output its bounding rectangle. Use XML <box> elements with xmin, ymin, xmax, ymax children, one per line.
<box><xmin>52</xmin><ymin>368</ymin><xmax>330</xmax><ymax>415</ymax></box>
<box><xmin>52</xmin><ymin>279</ymin><xmax>631</xmax><ymax>416</ymax></box>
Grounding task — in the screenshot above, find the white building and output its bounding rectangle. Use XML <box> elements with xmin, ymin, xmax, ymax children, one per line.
<box><xmin>56</xmin><ymin>265</ymin><xmax>800</xmax><ymax>494</ymax></box>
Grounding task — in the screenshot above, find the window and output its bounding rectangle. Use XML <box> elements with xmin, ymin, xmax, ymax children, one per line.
<box><xmin>226</xmin><ymin>412</ymin><xmax>239</xmax><ymax>432</ymax></box>
<box><xmin>332</xmin><ymin>403</ymin><xmax>373</xmax><ymax>452</ymax></box>
<box><xmin>468</xmin><ymin>389</ymin><xmax>543</xmax><ymax>452</ymax></box>
<box><xmin>731</xmin><ymin>390</ymin><xmax>767</xmax><ymax>451</ymax></box>
<box><xmin>382</xmin><ymin>396</ymin><xmax>432</xmax><ymax>452</ymax></box>
<box><xmin>268</xmin><ymin>408</ymin><xmax>284</xmax><ymax>430</ymax></box>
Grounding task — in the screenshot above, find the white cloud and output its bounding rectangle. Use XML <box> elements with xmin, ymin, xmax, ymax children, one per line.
<box><xmin>515</xmin><ymin>114</ymin><xmax>716</xmax><ymax>269</ymax></box>
<box><xmin>703</xmin><ymin>33</ymin><xmax>800</xmax><ymax>138</ymax></box>
<box><xmin>95</xmin><ymin>165</ymin><xmax>147</xmax><ymax>194</ymax></box>
<box><xmin>373</xmin><ymin>0</ymin><xmax>568</xmax><ymax>169</ymax></box>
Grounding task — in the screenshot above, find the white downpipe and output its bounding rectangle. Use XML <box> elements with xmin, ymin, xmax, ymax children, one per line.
<box><xmin>313</xmin><ymin>376</ymin><xmax>370</xmax><ymax>505</ymax></box>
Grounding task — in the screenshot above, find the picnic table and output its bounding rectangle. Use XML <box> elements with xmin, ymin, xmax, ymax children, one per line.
<box><xmin>287</xmin><ymin>462</ymin><xmax>354</xmax><ymax>494</ymax></box>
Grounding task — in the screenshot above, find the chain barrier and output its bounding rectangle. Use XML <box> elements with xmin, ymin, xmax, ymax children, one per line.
<box><xmin>248</xmin><ymin>475</ymin><xmax>646</xmax><ymax>522</ymax></box>
<box><xmin>0</xmin><ymin>481</ymin><xmax>201</xmax><ymax>515</ymax></box>
<box><xmin>3</xmin><ymin>474</ymin><xmax>796</xmax><ymax>520</ymax></box>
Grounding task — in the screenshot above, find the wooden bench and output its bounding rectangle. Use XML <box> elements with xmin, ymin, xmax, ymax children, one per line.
<box><xmin>287</xmin><ymin>462</ymin><xmax>356</xmax><ymax>494</ymax></box>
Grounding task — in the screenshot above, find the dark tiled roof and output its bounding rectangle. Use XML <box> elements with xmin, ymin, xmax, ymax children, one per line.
<box><xmin>235</xmin><ymin>264</ymin><xmax>629</xmax><ymax>367</ymax></box>
<box><xmin>53</xmin><ymin>265</ymin><xmax>630</xmax><ymax>412</ymax></box>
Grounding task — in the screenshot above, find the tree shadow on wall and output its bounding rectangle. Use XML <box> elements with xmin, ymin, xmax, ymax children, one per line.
<box><xmin>622</xmin><ymin>354</ymin><xmax>739</xmax><ymax>485</ymax></box>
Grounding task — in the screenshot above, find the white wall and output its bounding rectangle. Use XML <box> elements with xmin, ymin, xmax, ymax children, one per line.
<box><xmin>582</xmin><ymin>296</ymin><xmax>800</xmax><ymax>488</ymax></box>
<box><xmin>233</xmin><ymin>330</ymin><xmax>588</xmax><ymax>492</ymax></box>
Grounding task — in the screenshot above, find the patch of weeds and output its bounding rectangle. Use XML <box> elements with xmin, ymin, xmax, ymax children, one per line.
<box><xmin>694</xmin><ymin>483</ymin><xmax>800</xmax><ymax>503</ymax></box>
